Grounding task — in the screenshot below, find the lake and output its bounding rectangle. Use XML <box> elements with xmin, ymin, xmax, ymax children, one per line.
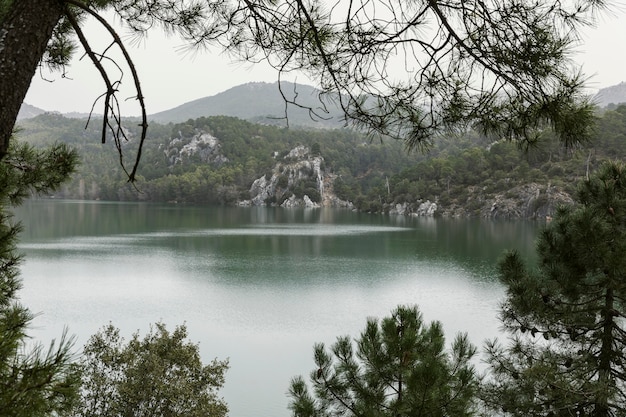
<box><xmin>15</xmin><ymin>200</ymin><xmax>541</xmax><ymax>417</ymax></box>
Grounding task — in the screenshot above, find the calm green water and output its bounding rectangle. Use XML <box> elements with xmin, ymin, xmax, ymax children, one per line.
<box><xmin>15</xmin><ymin>200</ymin><xmax>541</xmax><ymax>417</ymax></box>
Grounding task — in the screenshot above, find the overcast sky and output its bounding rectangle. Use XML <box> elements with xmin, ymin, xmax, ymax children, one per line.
<box><xmin>24</xmin><ymin>8</ymin><xmax>626</xmax><ymax>116</ymax></box>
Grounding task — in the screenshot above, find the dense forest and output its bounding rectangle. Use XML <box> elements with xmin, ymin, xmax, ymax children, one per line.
<box><xmin>15</xmin><ymin>104</ymin><xmax>626</xmax><ymax>217</ymax></box>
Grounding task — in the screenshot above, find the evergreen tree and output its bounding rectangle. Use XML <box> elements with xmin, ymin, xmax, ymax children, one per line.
<box><xmin>0</xmin><ymin>0</ymin><xmax>604</xmax><ymax>169</ymax></box>
<box><xmin>482</xmin><ymin>161</ymin><xmax>626</xmax><ymax>417</ymax></box>
<box><xmin>289</xmin><ymin>305</ymin><xmax>478</xmax><ymax>417</ymax></box>
<box><xmin>0</xmin><ymin>140</ymin><xmax>81</xmax><ymax>416</ymax></box>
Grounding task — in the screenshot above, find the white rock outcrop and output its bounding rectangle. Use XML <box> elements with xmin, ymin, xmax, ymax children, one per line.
<box><xmin>166</xmin><ymin>132</ymin><xmax>229</xmax><ymax>165</ymax></box>
<box><xmin>388</xmin><ymin>200</ymin><xmax>437</xmax><ymax>216</ymax></box>
<box><xmin>246</xmin><ymin>145</ymin><xmax>350</xmax><ymax>208</ymax></box>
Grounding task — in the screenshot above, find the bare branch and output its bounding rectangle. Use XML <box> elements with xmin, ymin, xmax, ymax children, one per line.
<box><xmin>63</xmin><ymin>0</ymin><xmax>149</xmax><ymax>182</ymax></box>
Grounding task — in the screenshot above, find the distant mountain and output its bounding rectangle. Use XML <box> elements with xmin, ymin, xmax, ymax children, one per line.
<box><xmin>17</xmin><ymin>103</ymin><xmax>95</xmax><ymax>121</ymax></box>
<box><xmin>63</xmin><ymin>111</ymin><xmax>97</xmax><ymax>119</ymax></box>
<box><xmin>149</xmin><ymin>81</ymin><xmax>347</xmax><ymax>128</ymax></box>
<box><xmin>19</xmin><ymin>81</ymin><xmax>347</xmax><ymax>127</ymax></box>
<box><xmin>593</xmin><ymin>82</ymin><xmax>626</xmax><ymax>108</ymax></box>
<box><xmin>17</xmin><ymin>103</ymin><xmax>46</xmax><ymax>120</ymax></box>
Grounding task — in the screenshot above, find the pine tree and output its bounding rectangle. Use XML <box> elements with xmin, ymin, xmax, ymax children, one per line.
<box><xmin>0</xmin><ymin>0</ymin><xmax>605</xmax><ymax>167</ymax></box>
<box><xmin>483</xmin><ymin>161</ymin><xmax>626</xmax><ymax>417</ymax></box>
<box><xmin>289</xmin><ymin>305</ymin><xmax>478</xmax><ymax>417</ymax></box>
<box><xmin>0</xmin><ymin>140</ymin><xmax>81</xmax><ymax>416</ymax></box>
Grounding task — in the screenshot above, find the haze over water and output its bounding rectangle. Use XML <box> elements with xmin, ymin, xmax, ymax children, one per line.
<box><xmin>16</xmin><ymin>200</ymin><xmax>541</xmax><ymax>417</ymax></box>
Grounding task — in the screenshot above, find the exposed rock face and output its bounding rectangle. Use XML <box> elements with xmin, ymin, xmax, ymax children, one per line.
<box><xmin>483</xmin><ymin>183</ymin><xmax>574</xmax><ymax>219</ymax></box>
<box><xmin>388</xmin><ymin>201</ymin><xmax>437</xmax><ymax>216</ymax></box>
<box><xmin>165</xmin><ymin>132</ymin><xmax>229</xmax><ymax>166</ymax></box>
<box><xmin>157</xmin><ymin>128</ymin><xmax>574</xmax><ymax>218</ymax></box>
<box><xmin>280</xmin><ymin>194</ymin><xmax>320</xmax><ymax>208</ymax></box>
<box><xmin>437</xmin><ymin>183</ymin><xmax>574</xmax><ymax>219</ymax></box>
<box><xmin>248</xmin><ymin>175</ymin><xmax>274</xmax><ymax>206</ymax></box>
<box><xmin>417</xmin><ymin>201</ymin><xmax>438</xmax><ymax>216</ymax></box>
<box><xmin>244</xmin><ymin>145</ymin><xmax>352</xmax><ymax>208</ymax></box>
<box><xmin>321</xmin><ymin>172</ymin><xmax>354</xmax><ymax>209</ymax></box>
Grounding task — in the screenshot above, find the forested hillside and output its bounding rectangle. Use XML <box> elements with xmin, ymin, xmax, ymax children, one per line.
<box><xmin>15</xmin><ymin>104</ymin><xmax>626</xmax><ymax>218</ymax></box>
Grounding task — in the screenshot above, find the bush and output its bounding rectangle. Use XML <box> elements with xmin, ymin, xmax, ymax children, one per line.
<box><xmin>73</xmin><ymin>322</ymin><xmax>229</xmax><ymax>417</ymax></box>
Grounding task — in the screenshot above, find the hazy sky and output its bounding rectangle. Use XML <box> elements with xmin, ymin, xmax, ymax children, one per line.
<box><xmin>24</xmin><ymin>8</ymin><xmax>626</xmax><ymax>116</ymax></box>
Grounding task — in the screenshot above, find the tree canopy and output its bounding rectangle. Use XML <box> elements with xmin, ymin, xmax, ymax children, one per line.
<box><xmin>0</xmin><ymin>0</ymin><xmax>603</xmax><ymax>175</ymax></box>
<box><xmin>289</xmin><ymin>305</ymin><xmax>478</xmax><ymax>417</ymax></box>
<box><xmin>72</xmin><ymin>321</ymin><xmax>229</xmax><ymax>417</ymax></box>
<box><xmin>229</xmin><ymin>0</ymin><xmax>599</xmax><ymax>149</ymax></box>
<box><xmin>19</xmin><ymin>105</ymin><xmax>626</xmax><ymax>216</ymax></box>
<box><xmin>482</xmin><ymin>160</ymin><xmax>626</xmax><ymax>417</ymax></box>
<box><xmin>0</xmin><ymin>140</ymin><xmax>80</xmax><ymax>417</ymax></box>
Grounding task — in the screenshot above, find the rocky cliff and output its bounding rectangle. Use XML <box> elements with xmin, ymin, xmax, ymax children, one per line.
<box><xmin>436</xmin><ymin>182</ymin><xmax>574</xmax><ymax>219</ymax></box>
<box><xmin>159</xmin><ymin>129</ymin><xmax>573</xmax><ymax>219</ymax></box>
<box><xmin>388</xmin><ymin>201</ymin><xmax>438</xmax><ymax>217</ymax></box>
<box><xmin>240</xmin><ymin>145</ymin><xmax>353</xmax><ymax>209</ymax></box>
<box><xmin>165</xmin><ymin>132</ymin><xmax>229</xmax><ymax>166</ymax></box>
<box><xmin>240</xmin><ymin>145</ymin><xmax>450</xmax><ymax>216</ymax></box>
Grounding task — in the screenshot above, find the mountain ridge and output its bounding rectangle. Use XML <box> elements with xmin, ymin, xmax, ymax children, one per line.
<box><xmin>17</xmin><ymin>103</ymin><xmax>47</xmax><ymax>120</ymax></box>
<box><xmin>593</xmin><ymin>82</ymin><xmax>626</xmax><ymax>107</ymax></box>
<box><xmin>149</xmin><ymin>81</ymin><xmax>346</xmax><ymax>127</ymax></box>
<box><xmin>18</xmin><ymin>95</ymin><xmax>626</xmax><ymax>218</ymax></box>
<box><xmin>20</xmin><ymin>81</ymin><xmax>348</xmax><ymax>128</ymax></box>
<box><xmin>22</xmin><ymin>80</ymin><xmax>626</xmax><ymax>124</ymax></box>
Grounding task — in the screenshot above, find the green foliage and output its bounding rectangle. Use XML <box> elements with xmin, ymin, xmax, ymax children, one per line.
<box><xmin>73</xmin><ymin>322</ymin><xmax>229</xmax><ymax>417</ymax></box>
<box><xmin>311</xmin><ymin>142</ymin><xmax>321</xmax><ymax>156</ymax></box>
<box><xmin>238</xmin><ymin>0</ymin><xmax>599</xmax><ymax>149</ymax></box>
<box><xmin>4</xmin><ymin>0</ymin><xmax>601</xmax><ymax>160</ymax></box>
<box><xmin>289</xmin><ymin>305</ymin><xmax>478</xmax><ymax>417</ymax></box>
<box><xmin>482</xmin><ymin>161</ymin><xmax>626</xmax><ymax>416</ymax></box>
<box><xmin>0</xmin><ymin>139</ymin><xmax>81</xmax><ymax>416</ymax></box>
<box><xmin>0</xmin><ymin>141</ymin><xmax>79</xmax><ymax>204</ymax></box>
<box><xmin>17</xmin><ymin>114</ymin><xmax>415</xmax><ymax>205</ymax></box>
<box><xmin>14</xmin><ymin>104</ymin><xmax>626</xmax><ymax>214</ymax></box>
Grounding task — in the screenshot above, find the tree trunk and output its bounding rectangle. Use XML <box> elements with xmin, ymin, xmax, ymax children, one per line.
<box><xmin>0</xmin><ymin>0</ymin><xmax>64</xmax><ymax>159</ymax></box>
<box><xmin>596</xmin><ymin>287</ymin><xmax>614</xmax><ymax>417</ymax></box>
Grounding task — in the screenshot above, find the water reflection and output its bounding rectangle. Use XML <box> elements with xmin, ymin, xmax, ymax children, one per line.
<box><xmin>14</xmin><ymin>200</ymin><xmax>542</xmax><ymax>417</ymax></box>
